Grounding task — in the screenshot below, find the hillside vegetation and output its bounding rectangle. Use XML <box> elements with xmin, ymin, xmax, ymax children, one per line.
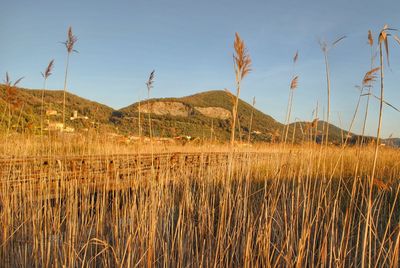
<box><xmin>119</xmin><ymin>90</ymin><xmax>285</xmax><ymax>141</ymax></box>
<box><xmin>0</xmin><ymin>85</ymin><xmax>115</xmax><ymax>133</ymax></box>
<box><xmin>1</xmin><ymin>85</ymin><xmax>365</xmax><ymax>143</ymax></box>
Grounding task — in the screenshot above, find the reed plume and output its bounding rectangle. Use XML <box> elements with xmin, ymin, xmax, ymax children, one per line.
<box><xmin>40</xmin><ymin>59</ymin><xmax>54</xmax><ymax>136</ymax></box>
<box><xmin>362</xmin><ymin>24</ymin><xmax>400</xmax><ymax>268</ymax></box>
<box><xmin>283</xmin><ymin>51</ymin><xmax>299</xmax><ymax>144</ymax></box>
<box><xmin>344</xmin><ymin>67</ymin><xmax>379</xmax><ymax>147</ymax></box>
<box><xmin>146</xmin><ymin>70</ymin><xmax>155</xmax><ymax>140</ymax></box>
<box><xmin>360</xmin><ymin>30</ymin><xmax>377</xmax><ymax>145</ymax></box>
<box><xmin>230</xmin><ymin>32</ymin><xmax>251</xmax><ymax>146</ymax></box>
<box><xmin>61</xmin><ymin>26</ymin><xmax>78</xmax><ymax>129</ymax></box>
<box><xmin>145</xmin><ymin>70</ymin><xmax>156</xmax><ymax>168</ymax></box>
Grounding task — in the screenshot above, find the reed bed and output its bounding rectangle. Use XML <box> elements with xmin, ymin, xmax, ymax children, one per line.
<box><xmin>0</xmin><ymin>135</ymin><xmax>399</xmax><ymax>267</ymax></box>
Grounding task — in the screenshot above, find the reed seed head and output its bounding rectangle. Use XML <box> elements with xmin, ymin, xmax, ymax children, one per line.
<box><xmin>293</xmin><ymin>50</ymin><xmax>299</xmax><ymax>63</ymax></box>
<box><xmin>290</xmin><ymin>76</ymin><xmax>299</xmax><ymax>90</ymax></box>
<box><xmin>146</xmin><ymin>70</ymin><xmax>155</xmax><ymax>92</ymax></box>
<box><xmin>41</xmin><ymin>59</ymin><xmax>55</xmax><ymax>80</ymax></box>
<box><xmin>63</xmin><ymin>26</ymin><xmax>78</xmax><ymax>54</ymax></box>
<box><xmin>362</xmin><ymin>67</ymin><xmax>380</xmax><ymax>87</ymax></box>
<box><xmin>368</xmin><ymin>30</ymin><xmax>373</xmax><ymax>46</ymax></box>
<box><xmin>233</xmin><ymin>32</ymin><xmax>252</xmax><ymax>80</ymax></box>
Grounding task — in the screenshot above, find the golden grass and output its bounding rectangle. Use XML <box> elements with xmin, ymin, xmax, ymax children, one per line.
<box><xmin>319</xmin><ymin>35</ymin><xmax>346</xmax><ymax>146</ymax></box>
<box><xmin>1</xmin><ymin>23</ymin><xmax>400</xmax><ymax>268</ymax></box>
<box><xmin>0</xmin><ymin>134</ymin><xmax>399</xmax><ymax>267</ymax></box>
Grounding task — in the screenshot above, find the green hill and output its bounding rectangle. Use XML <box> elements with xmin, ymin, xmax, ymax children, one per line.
<box><xmin>0</xmin><ymin>85</ymin><xmax>115</xmax><ymax>132</ymax></box>
<box><xmin>0</xmin><ymin>85</ymin><xmax>371</xmax><ymax>144</ymax></box>
<box><xmin>119</xmin><ymin>90</ymin><xmax>283</xmax><ymax>141</ymax></box>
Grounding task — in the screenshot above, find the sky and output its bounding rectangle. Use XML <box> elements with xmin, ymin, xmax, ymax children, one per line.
<box><xmin>1</xmin><ymin>0</ymin><xmax>400</xmax><ymax>137</ymax></box>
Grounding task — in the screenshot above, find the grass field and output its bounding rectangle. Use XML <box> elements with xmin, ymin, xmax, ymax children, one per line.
<box><xmin>1</xmin><ymin>21</ymin><xmax>400</xmax><ymax>267</ymax></box>
<box><xmin>0</xmin><ymin>133</ymin><xmax>399</xmax><ymax>267</ymax></box>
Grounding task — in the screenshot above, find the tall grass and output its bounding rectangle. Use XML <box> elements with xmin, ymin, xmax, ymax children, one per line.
<box><xmin>138</xmin><ymin>96</ymin><xmax>142</xmax><ymax>139</ymax></box>
<box><xmin>0</xmin><ymin>136</ymin><xmax>399</xmax><ymax>267</ymax></box>
<box><xmin>230</xmin><ymin>32</ymin><xmax>251</xmax><ymax>147</ymax></box>
<box><xmin>146</xmin><ymin>70</ymin><xmax>155</xmax><ymax>140</ymax></box>
<box><xmin>61</xmin><ymin>26</ymin><xmax>77</xmax><ymax>128</ymax></box>
<box><xmin>283</xmin><ymin>51</ymin><xmax>299</xmax><ymax>144</ymax></box>
<box><xmin>40</xmin><ymin>59</ymin><xmax>54</xmax><ymax>136</ymax></box>
<box><xmin>145</xmin><ymin>70</ymin><xmax>155</xmax><ymax>164</ymax></box>
<box><xmin>1</xmin><ymin>22</ymin><xmax>400</xmax><ymax>268</ymax></box>
<box><xmin>362</xmin><ymin>25</ymin><xmax>400</xmax><ymax>268</ymax></box>
<box><xmin>360</xmin><ymin>30</ymin><xmax>375</xmax><ymax>145</ymax></box>
<box><xmin>347</xmin><ymin>67</ymin><xmax>380</xmax><ymax>147</ymax></box>
<box><xmin>319</xmin><ymin>36</ymin><xmax>345</xmax><ymax>145</ymax></box>
<box><xmin>247</xmin><ymin>96</ymin><xmax>256</xmax><ymax>144</ymax></box>
<box><xmin>370</xmin><ymin>25</ymin><xmax>399</xmax><ymax>201</ymax></box>
<box><xmin>2</xmin><ymin>72</ymin><xmax>24</xmax><ymax>134</ymax></box>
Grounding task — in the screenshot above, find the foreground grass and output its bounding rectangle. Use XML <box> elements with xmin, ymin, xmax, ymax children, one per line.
<box><xmin>0</xmin><ymin>134</ymin><xmax>399</xmax><ymax>267</ymax></box>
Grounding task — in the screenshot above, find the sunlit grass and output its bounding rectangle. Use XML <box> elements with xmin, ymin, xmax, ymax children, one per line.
<box><xmin>0</xmin><ymin>134</ymin><xmax>399</xmax><ymax>267</ymax></box>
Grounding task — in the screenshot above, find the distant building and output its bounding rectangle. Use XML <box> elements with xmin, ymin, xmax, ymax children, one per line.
<box><xmin>70</xmin><ymin>110</ymin><xmax>89</xmax><ymax>120</ymax></box>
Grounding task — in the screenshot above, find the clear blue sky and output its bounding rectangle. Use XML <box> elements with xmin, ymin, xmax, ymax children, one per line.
<box><xmin>1</xmin><ymin>0</ymin><xmax>399</xmax><ymax>137</ymax></box>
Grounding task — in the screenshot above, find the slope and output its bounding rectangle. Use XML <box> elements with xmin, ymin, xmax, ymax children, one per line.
<box><xmin>0</xmin><ymin>85</ymin><xmax>115</xmax><ymax>132</ymax></box>
<box><xmin>119</xmin><ymin>90</ymin><xmax>286</xmax><ymax>142</ymax></box>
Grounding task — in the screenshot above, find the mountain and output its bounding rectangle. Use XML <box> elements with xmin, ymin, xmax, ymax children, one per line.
<box><xmin>0</xmin><ymin>85</ymin><xmax>375</xmax><ymax>144</ymax></box>
<box><xmin>118</xmin><ymin>90</ymin><xmax>283</xmax><ymax>141</ymax></box>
